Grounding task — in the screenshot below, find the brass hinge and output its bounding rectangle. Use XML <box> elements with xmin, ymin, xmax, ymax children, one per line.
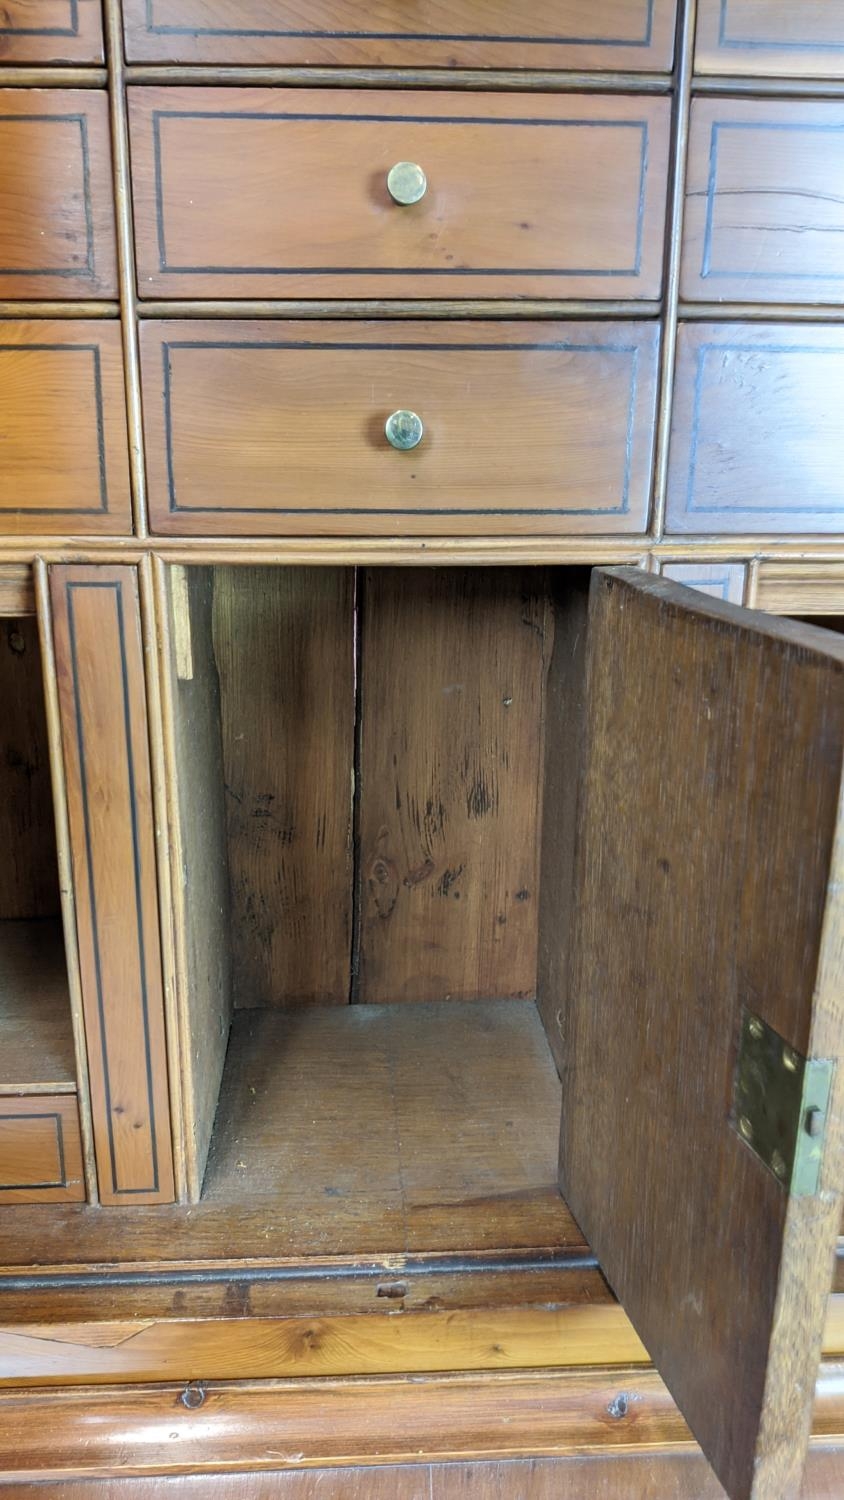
<box><xmin>733</xmin><ymin>1008</ymin><xmax>833</xmax><ymax>1197</ymax></box>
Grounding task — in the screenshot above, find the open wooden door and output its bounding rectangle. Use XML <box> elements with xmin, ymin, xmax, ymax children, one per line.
<box><xmin>560</xmin><ymin>568</ymin><xmax>844</xmax><ymax>1500</ymax></box>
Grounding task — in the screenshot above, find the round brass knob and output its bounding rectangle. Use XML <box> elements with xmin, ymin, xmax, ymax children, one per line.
<box><xmin>386</xmin><ymin>162</ymin><xmax>427</xmax><ymax>206</ymax></box>
<box><xmin>385</xmin><ymin>410</ymin><xmax>424</xmax><ymax>451</ymax></box>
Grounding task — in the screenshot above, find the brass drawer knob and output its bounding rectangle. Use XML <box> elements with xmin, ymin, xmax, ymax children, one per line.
<box><xmin>385</xmin><ymin>410</ymin><xmax>424</xmax><ymax>451</ymax></box>
<box><xmin>386</xmin><ymin>162</ymin><xmax>427</xmax><ymax>205</ymax></box>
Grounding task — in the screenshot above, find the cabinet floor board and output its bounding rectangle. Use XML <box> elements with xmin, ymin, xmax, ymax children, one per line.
<box><xmin>0</xmin><ymin>920</ymin><xmax>74</xmax><ymax>1095</ymax></box>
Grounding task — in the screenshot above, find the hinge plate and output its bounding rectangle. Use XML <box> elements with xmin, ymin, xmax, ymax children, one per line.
<box><xmin>733</xmin><ymin>1008</ymin><xmax>833</xmax><ymax>1197</ymax></box>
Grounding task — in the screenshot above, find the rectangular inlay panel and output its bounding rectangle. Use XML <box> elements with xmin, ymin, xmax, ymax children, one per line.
<box><xmin>0</xmin><ymin>1096</ymin><xmax>84</xmax><ymax>1203</ymax></box>
<box><xmin>695</xmin><ymin>0</ymin><xmax>844</xmax><ymax>79</ymax></box>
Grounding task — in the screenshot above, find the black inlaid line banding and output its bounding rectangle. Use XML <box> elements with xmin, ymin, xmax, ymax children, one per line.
<box><xmin>0</xmin><ymin>344</ymin><xmax>108</xmax><ymax>514</ymax></box>
<box><xmin>150</xmin><ymin>110</ymin><xmax>650</xmax><ymax>281</ymax></box>
<box><xmin>0</xmin><ymin>114</ymin><xmax>95</xmax><ymax>279</ymax></box>
<box><xmin>66</xmin><ymin>579</ymin><xmax>160</xmax><ymax>1197</ymax></box>
<box><xmin>684</xmin><ymin>341</ymin><xmax>844</xmax><ymax>516</ymax></box>
<box><xmin>700</xmin><ymin>120</ymin><xmax>844</xmax><ymax>283</ymax></box>
<box><xmin>717</xmin><ymin>0</ymin><xmax>844</xmax><ymax>51</ymax></box>
<box><xmin>0</xmin><ymin>0</ymin><xmax>79</xmax><ymax>36</ymax></box>
<box><xmin>0</xmin><ymin>1112</ymin><xmax>67</xmax><ymax>1190</ymax></box>
<box><xmin>144</xmin><ymin>0</ymin><xmax>654</xmax><ymax>47</ymax></box>
<box><xmin>160</xmin><ymin>337</ymin><xmax>645</xmax><ymax>518</ymax></box>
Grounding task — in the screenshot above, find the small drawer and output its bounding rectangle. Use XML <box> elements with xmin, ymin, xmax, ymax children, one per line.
<box><xmin>128</xmin><ymin>88</ymin><xmax>670</xmax><ymax>301</ymax></box>
<box><xmin>0</xmin><ymin>0</ymin><xmax>104</xmax><ymax>65</ymax></box>
<box><xmin>0</xmin><ymin>89</ymin><xmax>116</xmax><ymax>300</ymax></box>
<box><xmin>695</xmin><ymin>0</ymin><xmax>844</xmax><ymax>80</ymax></box>
<box><xmin>0</xmin><ymin>321</ymin><xmax>132</xmax><ymax>536</ymax></box>
<box><xmin>666</xmin><ymin>323</ymin><xmax>844</xmax><ymax>535</ymax></box>
<box><xmin>140</xmin><ymin>319</ymin><xmax>660</xmax><ymax>537</ymax></box>
<box><xmin>660</xmin><ymin>562</ymin><xmax>747</xmax><ymax>604</ymax></box>
<box><xmin>682</xmin><ymin>99</ymin><xmax>844</xmax><ymax>306</ymax></box>
<box><xmin>122</xmin><ymin>0</ymin><xmax>677</xmax><ymax>71</ymax></box>
<box><xmin>0</xmin><ymin>1096</ymin><xmax>85</xmax><ymax>1203</ymax></box>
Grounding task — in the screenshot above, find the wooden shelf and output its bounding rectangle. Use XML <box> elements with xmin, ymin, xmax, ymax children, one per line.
<box><xmin>0</xmin><ymin>920</ymin><xmax>75</xmax><ymax>1095</ymax></box>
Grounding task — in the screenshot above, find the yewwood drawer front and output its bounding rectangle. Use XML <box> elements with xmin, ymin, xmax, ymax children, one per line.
<box><xmin>128</xmin><ymin>89</ymin><xmax>670</xmax><ymax>301</ymax></box>
<box><xmin>123</xmin><ymin>0</ymin><xmax>677</xmax><ymax>70</ymax></box>
<box><xmin>666</xmin><ymin>324</ymin><xmax>844</xmax><ymax>535</ymax></box>
<box><xmin>682</xmin><ymin>99</ymin><xmax>844</xmax><ymax>305</ymax></box>
<box><xmin>0</xmin><ymin>321</ymin><xmax>132</xmax><ymax>536</ymax></box>
<box><xmin>695</xmin><ymin>0</ymin><xmax>844</xmax><ymax>79</ymax></box>
<box><xmin>0</xmin><ymin>0</ymin><xmax>104</xmax><ymax>65</ymax></box>
<box><xmin>0</xmin><ymin>90</ymin><xmax>116</xmax><ymax>300</ymax></box>
<box><xmin>0</xmin><ymin>1096</ymin><xmax>84</xmax><ymax>1204</ymax></box>
<box><xmin>140</xmin><ymin>321</ymin><xmax>660</xmax><ymax>537</ymax></box>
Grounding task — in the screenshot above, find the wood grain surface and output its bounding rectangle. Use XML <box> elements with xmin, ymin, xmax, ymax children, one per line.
<box><xmin>0</xmin><ymin>88</ymin><xmax>115</xmax><ymax>299</ymax></box>
<box><xmin>51</xmin><ymin>566</ymin><xmax>174</xmax><ymax>1205</ymax></box>
<box><xmin>0</xmin><ymin>920</ymin><xmax>74</xmax><ymax>1093</ymax></box>
<box><xmin>0</xmin><ymin>320</ymin><xmax>131</xmax><ymax>537</ymax></box>
<box><xmin>661</xmin><ymin>561</ymin><xmax>747</xmax><ymax>603</ymax></box>
<box><xmin>139</xmin><ymin>320</ymin><xmax>660</xmax><ymax>537</ymax></box>
<box><xmin>695</xmin><ymin>0</ymin><xmax>844</xmax><ymax>79</ymax></box>
<box><xmin>128</xmin><ymin>88</ymin><xmax>670</xmax><ymax>300</ymax></box>
<box><xmin>666</xmin><ymin>323</ymin><xmax>844</xmax><ymax>535</ymax></box>
<box><xmin>212</xmin><ymin>567</ymin><xmax>355</xmax><ymax>1007</ymax></box>
<box><xmin>122</xmin><ymin>0</ymin><xmax>678</xmax><ymax>70</ymax></box>
<box><xmin>756</xmin><ymin>565</ymin><xmax>844</xmax><ymax>617</ymax></box>
<box><xmin>0</xmin><ymin>616</ymin><xmax>60</xmax><ymax>920</ymax></box>
<box><xmin>0</xmin><ymin>1094</ymin><xmax>83</xmax><ymax>1203</ymax></box>
<box><xmin>682</xmin><ymin>99</ymin><xmax>844</xmax><ymax>305</ymax></box>
<box><xmin>358</xmin><ymin>569</ymin><xmax>547</xmax><ymax>1003</ymax></box>
<box><xmin>0</xmin><ymin>0</ymin><xmax>103</xmax><ymax>64</ymax></box>
<box><xmin>560</xmin><ymin>569</ymin><xmax>844</xmax><ymax>1500</ymax></box>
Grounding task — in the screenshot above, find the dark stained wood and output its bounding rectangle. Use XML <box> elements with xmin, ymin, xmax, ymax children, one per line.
<box><xmin>0</xmin><ymin>617</ymin><xmax>59</xmax><ymax>920</ymax></box>
<box><xmin>682</xmin><ymin>99</ymin><xmax>844</xmax><ymax>305</ymax></box>
<box><xmin>0</xmin><ymin>1094</ymin><xmax>84</xmax><ymax>1203</ymax></box>
<box><xmin>661</xmin><ymin>562</ymin><xmax>747</xmax><ymax>604</ymax></box>
<box><xmin>122</xmin><ymin>0</ymin><xmax>678</xmax><ymax>71</ymax></box>
<box><xmin>666</xmin><ymin>323</ymin><xmax>844</xmax><ymax>535</ymax></box>
<box><xmin>0</xmin><ymin>320</ymin><xmax>132</xmax><ymax>537</ymax></box>
<box><xmin>537</xmin><ymin>569</ymin><xmax>590</xmax><ymax>1075</ymax></box>
<box><xmin>139</xmin><ymin>319</ymin><xmax>661</xmax><ymax>538</ymax></box>
<box><xmin>0</xmin><ymin>920</ymin><xmax>74</xmax><ymax>1093</ymax></box>
<box><xmin>212</xmin><ymin>567</ymin><xmax>355</xmax><ymax>1007</ymax></box>
<box><xmin>358</xmin><ymin>570</ymin><xmax>547</xmax><ymax>1003</ymax></box>
<box><xmin>695</xmin><ymin>0</ymin><xmax>844</xmax><ymax>79</ymax></box>
<box><xmin>128</xmin><ymin>88</ymin><xmax>670</xmax><ymax>301</ymax></box>
<box><xmin>162</xmin><ymin>565</ymin><xmax>232</xmax><ymax>1195</ymax></box>
<box><xmin>0</xmin><ymin>0</ymin><xmax>104</xmax><ymax>64</ymax></box>
<box><xmin>560</xmin><ymin>569</ymin><xmax>844</xmax><ymax>1500</ymax></box>
<box><xmin>51</xmin><ymin>565</ymin><xmax>175</xmax><ymax>1206</ymax></box>
<box><xmin>0</xmin><ymin>88</ymin><xmax>116</xmax><ymax>299</ymax></box>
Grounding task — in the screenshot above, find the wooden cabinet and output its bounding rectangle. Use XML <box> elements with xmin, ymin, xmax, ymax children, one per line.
<box><xmin>139</xmin><ymin>320</ymin><xmax>660</xmax><ymax>535</ymax></box>
<box><xmin>0</xmin><ymin>321</ymin><xmax>131</xmax><ymax>536</ymax></box>
<box><xmin>0</xmin><ymin>90</ymin><xmax>116</xmax><ymax>301</ymax></box>
<box><xmin>0</xmin><ymin>0</ymin><xmax>104</xmax><ymax>65</ymax></box>
<box><xmin>122</xmin><ymin>0</ymin><xmax>679</xmax><ymax>71</ymax></box>
<box><xmin>128</xmin><ymin>88</ymin><xmax>670</xmax><ymax>301</ymax></box>
<box><xmin>0</xmin><ymin>1096</ymin><xmax>84</xmax><ymax>1203</ymax></box>
<box><xmin>695</xmin><ymin>0</ymin><xmax>844</xmax><ymax>79</ymax></box>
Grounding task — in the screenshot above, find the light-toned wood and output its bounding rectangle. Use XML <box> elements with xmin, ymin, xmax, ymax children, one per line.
<box><xmin>0</xmin><ymin>920</ymin><xmax>74</xmax><ymax>1093</ymax></box>
<box><xmin>666</xmin><ymin>323</ymin><xmax>844</xmax><ymax>535</ymax></box>
<box><xmin>0</xmin><ymin>1094</ymin><xmax>84</xmax><ymax>1203</ymax></box>
<box><xmin>212</xmin><ymin>567</ymin><xmax>355</xmax><ymax>1007</ymax></box>
<box><xmin>0</xmin><ymin>616</ymin><xmax>60</xmax><ymax>919</ymax></box>
<box><xmin>139</xmin><ymin>320</ymin><xmax>661</xmax><ymax>537</ymax></box>
<box><xmin>0</xmin><ymin>565</ymin><xmax>34</xmax><ymax>616</ymax></box>
<box><xmin>755</xmin><ymin>565</ymin><xmax>844</xmax><ymax>617</ymax></box>
<box><xmin>358</xmin><ymin>570</ymin><xmax>547</xmax><ymax>1003</ymax></box>
<box><xmin>660</xmin><ymin>560</ymin><xmax>747</xmax><ymax>602</ymax></box>
<box><xmin>128</xmin><ymin>88</ymin><xmax>670</xmax><ymax>300</ymax></box>
<box><xmin>122</xmin><ymin>0</ymin><xmax>678</xmax><ymax>71</ymax></box>
<box><xmin>561</xmin><ymin>569</ymin><xmax>844</xmax><ymax>1500</ymax></box>
<box><xmin>0</xmin><ymin>0</ymin><xmax>103</xmax><ymax>65</ymax></box>
<box><xmin>0</xmin><ymin>87</ymin><xmax>116</xmax><ymax>299</ymax></box>
<box><xmin>682</xmin><ymin>99</ymin><xmax>844</xmax><ymax>305</ymax></box>
<box><xmin>0</xmin><ymin>320</ymin><xmax>132</xmax><ymax>536</ymax></box>
<box><xmin>695</xmin><ymin>0</ymin><xmax>844</xmax><ymax>80</ymax></box>
<box><xmin>158</xmin><ymin>563</ymin><xmax>231</xmax><ymax>1198</ymax></box>
<box><xmin>50</xmin><ymin>564</ymin><xmax>175</xmax><ymax>1205</ymax></box>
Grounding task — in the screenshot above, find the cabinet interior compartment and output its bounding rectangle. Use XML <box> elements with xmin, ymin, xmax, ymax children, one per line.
<box><xmin>0</xmin><ymin>613</ymin><xmax>75</xmax><ymax>1098</ymax></box>
<box><xmin>165</xmin><ymin>563</ymin><xmax>590</xmax><ymax>1238</ymax></box>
